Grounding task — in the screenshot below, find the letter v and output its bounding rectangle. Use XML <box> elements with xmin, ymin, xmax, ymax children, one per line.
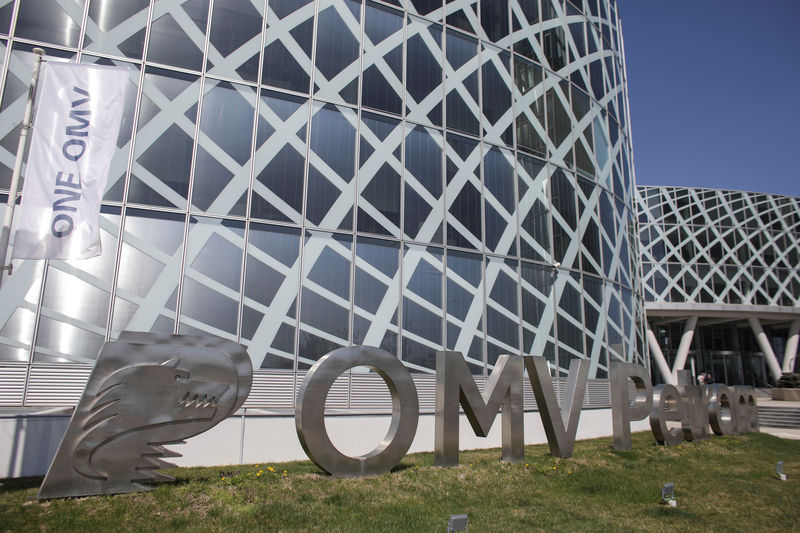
<box><xmin>524</xmin><ymin>356</ymin><xmax>590</xmax><ymax>458</ymax></box>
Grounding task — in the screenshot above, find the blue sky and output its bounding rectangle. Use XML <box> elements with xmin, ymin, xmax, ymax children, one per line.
<box><xmin>616</xmin><ymin>1</ymin><xmax>800</xmax><ymax>197</ymax></box>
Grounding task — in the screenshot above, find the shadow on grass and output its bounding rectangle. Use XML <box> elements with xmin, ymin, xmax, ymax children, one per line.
<box><xmin>0</xmin><ymin>476</ymin><xmax>43</xmax><ymax>493</ymax></box>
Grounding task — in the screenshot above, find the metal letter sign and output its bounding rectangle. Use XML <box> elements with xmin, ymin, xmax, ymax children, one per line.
<box><xmin>38</xmin><ymin>333</ymin><xmax>252</xmax><ymax>499</ymax></box>
<box><xmin>524</xmin><ymin>356</ymin><xmax>590</xmax><ymax>458</ymax></box>
<box><xmin>434</xmin><ymin>351</ymin><xmax>523</xmax><ymax>467</ymax></box>
<box><xmin>610</xmin><ymin>361</ymin><xmax>652</xmax><ymax>451</ymax></box>
<box><xmin>650</xmin><ymin>384</ymin><xmax>684</xmax><ymax>445</ymax></box>
<box><xmin>295</xmin><ymin>346</ymin><xmax>419</xmax><ymax>477</ymax></box>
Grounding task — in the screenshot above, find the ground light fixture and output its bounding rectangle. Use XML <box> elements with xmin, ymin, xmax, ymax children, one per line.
<box><xmin>661</xmin><ymin>482</ymin><xmax>676</xmax><ymax>507</ymax></box>
<box><xmin>776</xmin><ymin>461</ymin><xmax>787</xmax><ymax>481</ymax></box>
<box><xmin>447</xmin><ymin>513</ymin><xmax>468</xmax><ymax>532</ymax></box>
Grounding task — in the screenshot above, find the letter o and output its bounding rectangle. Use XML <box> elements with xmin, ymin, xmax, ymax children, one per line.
<box><xmin>62</xmin><ymin>139</ymin><xmax>86</xmax><ymax>161</ymax></box>
<box><xmin>51</xmin><ymin>214</ymin><xmax>74</xmax><ymax>237</ymax></box>
<box><xmin>708</xmin><ymin>384</ymin><xmax>734</xmax><ymax>435</ymax></box>
<box><xmin>650</xmin><ymin>384</ymin><xmax>684</xmax><ymax>445</ymax></box>
<box><xmin>295</xmin><ymin>346</ymin><xmax>419</xmax><ymax>477</ymax></box>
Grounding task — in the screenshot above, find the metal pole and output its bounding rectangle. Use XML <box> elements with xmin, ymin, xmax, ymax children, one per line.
<box><xmin>0</xmin><ymin>48</ymin><xmax>45</xmax><ymax>288</ymax></box>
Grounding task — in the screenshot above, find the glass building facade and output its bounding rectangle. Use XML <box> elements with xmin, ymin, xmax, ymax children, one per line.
<box><xmin>637</xmin><ymin>186</ymin><xmax>800</xmax><ymax>386</ymax></box>
<box><xmin>0</xmin><ymin>0</ymin><xmax>642</xmax><ymax>406</ymax></box>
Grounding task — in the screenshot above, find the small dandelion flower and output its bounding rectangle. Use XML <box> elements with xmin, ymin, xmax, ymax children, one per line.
<box><xmin>256</xmin><ymin>473</ymin><xmax>261</xmax><ymax>477</ymax></box>
<box><xmin>268</xmin><ymin>466</ymin><xmax>275</xmax><ymax>473</ymax></box>
<box><xmin>221</xmin><ymin>477</ymin><xmax>225</xmax><ymax>480</ymax></box>
<box><xmin>552</xmin><ymin>466</ymin><xmax>556</xmax><ymax>470</ymax></box>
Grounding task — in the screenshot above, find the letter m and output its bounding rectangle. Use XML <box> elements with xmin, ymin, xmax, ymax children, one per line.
<box><xmin>434</xmin><ymin>351</ymin><xmax>523</xmax><ymax>467</ymax></box>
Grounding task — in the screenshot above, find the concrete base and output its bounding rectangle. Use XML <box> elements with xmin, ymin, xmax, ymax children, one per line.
<box><xmin>772</xmin><ymin>389</ymin><xmax>800</xmax><ymax>401</ymax></box>
<box><xmin>0</xmin><ymin>409</ymin><xmax>651</xmax><ymax>479</ymax></box>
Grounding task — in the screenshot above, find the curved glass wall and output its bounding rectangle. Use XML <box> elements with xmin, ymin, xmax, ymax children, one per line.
<box><xmin>637</xmin><ymin>186</ymin><xmax>800</xmax><ymax>307</ymax></box>
<box><xmin>0</xmin><ymin>0</ymin><xmax>642</xmax><ymax>400</ymax></box>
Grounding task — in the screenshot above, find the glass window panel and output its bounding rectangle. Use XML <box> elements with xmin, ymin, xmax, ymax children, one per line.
<box><xmin>551</xmin><ymin>169</ymin><xmax>577</xmax><ymax>266</ymax></box>
<box><xmin>206</xmin><ymin>0</ymin><xmax>264</xmax><ymax>82</ymax></box>
<box><xmin>404</xmin><ymin>125</ymin><xmax>443</xmax><ymax>243</ymax></box>
<box><xmin>147</xmin><ymin>0</ymin><xmax>209</xmax><ymax>71</ymax></box>
<box><xmin>130</xmin><ymin>67</ymin><xmax>201</xmax><ymax>209</ymax></box>
<box><xmin>445</xmin><ymin>30</ymin><xmax>479</xmax><ymax>136</ymax></box>
<box><xmin>480</xmin><ymin>0</ymin><xmax>508</xmax><ymax>44</ymax></box>
<box><xmin>405</xmin><ymin>16</ymin><xmax>443</xmax><ymax>127</ymax></box>
<box><xmin>353</xmin><ymin>237</ymin><xmax>399</xmax><ymax>353</ymax></box>
<box><xmin>483</xmin><ymin>146</ymin><xmax>516</xmax><ymax>255</ymax></box>
<box><xmin>191</xmin><ymin>80</ymin><xmax>255</xmax><ymax>216</ymax></box>
<box><xmin>314</xmin><ymin>0</ymin><xmax>362</xmax><ymax>105</ymax></box>
<box><xmin>111</xmin><ymin>209</ymin><xmax>186</xmax><ymax>336</ymax></box>
<box><xmin>307</xmin><ymin>102</ymin><xmax>357</xmax><ymax>230</ymax></box>
<box><xmin>511</xmin><ymin>0</ymin><xmax>539</xmax><ymax>60</ymax></box>
<box><xmin>179</xmin><ymin>217</ymin><xmax>245</xmax><ymax>338</ymax></box>
<box><xmin>15</xmin><ymin>0</ymin><xmax>85</xmax><ymax>48</ymax></box>
<box><xmin>361</xmin><ymin>1</ymin><xmax>404</xmax><ymax>115</ymax></box>
<box><xmin>299</xmin><ymin>231</ymin><xmax>352</xmax><ymax>365</ymax></box>
<box><xmin>513</xmin><ymin>56</ymin><xmax>546</xmax><ymax>158</ymax></box>
<box><xmin>409</xmin><ymin>0</ymin><xmax>442</xmax><ymax>19</ymax></box>
<box><xmin>358</xmin><ymin>112</ymin><xmax>402</xmax><ymax>237</ymax></box>
<box><xmin>402</xmin><ymin>244</ymin><xmax>443</xmax><ymax>371</ymax></box>
<box><xmin>262</xmin><ymin>0</ymin><xmax>314</xmax><ymax>93</ymax></box>
<box><xmin>517</xmin><ymin>154</ymin><xmax>550</xmax><ymax>262</ymax></box>
<box><xmin>446</xmin><ymin>250</ymin><xmax>483</xmax><ymax>369</ymax></box>
<box><xmin>481</xmin><ymin>44</ymin><xmax>512</xmax><ymax>146</ymax></box>
<box><xmin>446</xmin><ymin>134</ymin><xmax>481</xmax><ymax>249</ymax></box>
<box><xmin>446</xmin><ymin>0</ymin><xmax>477</xmax><ymax>35</ymax></box>
<box><xmin>0</xmin><ymin>1</ymin><xmax>13</xmax><ymax>35</ymax></box>
<box><xmin>243</xmin><ymin>223</ymin><xmax>301</xmax><ymax>369</ymax></box>
<box><xmin>520</xmin><ymin>261</ymin><xmax>554</xmax><ymax>356</ymax></box>
<box><xmin>485</xmin><ymin>257</ymin><xmax>519</xmax><ymax>366</ymax></box>
<box><xmin>251</xmin><ymin>89</ymin><xmax>308</xmax><ymax>224</ymax></box>
<box><xmin>85</xmin><ymin>0</ymin><xmax>150</xmax><ymax>58</ymax></box>
<box><xmin>546</xmin><ymin>84</ymin><xmax>571</xmax><ymax>151</ymax></box>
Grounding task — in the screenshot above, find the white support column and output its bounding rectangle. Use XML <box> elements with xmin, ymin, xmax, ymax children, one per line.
<box><xmin>782</xmin><ymin>320</ymin><xmax>800</xmax><ymax>373</ymax></box>
<box><xmin>646</xmin><ymin>326</ymin><xmax>676</xmax><ymax>385</ymax></box>
<box><xmin>748</xmin><ymin>317</ymin><xmax>783</xmax><ymax>382</ymax></box>
<box><xmin>671</xmin><ymin>315</ymin><xmax>698</xmax><ymax>382</ymax></box>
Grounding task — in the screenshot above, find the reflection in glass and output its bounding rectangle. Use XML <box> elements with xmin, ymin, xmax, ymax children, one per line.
<box><xmin>112</xmin><ymin>209</ymin><xmax>186</xmax><ymax>336</ymax></box>
<box><xmin>353</xmin><ymin>237</ymin><xmax>399</xmax><ymax>355</ymax></box>
<box><xmin>402</xmin><ymin>244</ymin><xmax>443</xmax><ymax>371</ymax></box>
<box><xmin>262</xmin><ymin>0</ymin><xmax>314</xmax><ymax>93</ymax></box>
<box><xmin>147</xmin><ymin>0</ymin><xmax>209</xmax><ymax>71</ymax></box>
<box><xmin>179</xmin><ymin>217</ymin><xmax>245</xmax><ymax>338</ymax></box>
<box><xmin>251</xmin><ymin>90</ymin><xmax>308</xmax><ymax>224</ymax></box>
<box><xmin>358</xmin><ymin>113</ymin><xmax>402</xmax><ymax>237</ymax></box>
<box><xmin>299</xmin><ymin>232</ymin><xmax>352</xmax><ymax>365</ymax></box>
<box><xmin>243</xmin><ymin>223</ymin><xmax>301</xmax><ymax>369</ymax></box>
<box><xmin>307</xmin><ymin>103</ymin><xmax>357</xmax><ymax>230</ymax></box>
<box><xmin>130</xmin><ymin>67</ymin><xmax>201</xmax><ymax>209</ymax></box>
<box><xmin>192</xmin><ymin>80</ymin><xmax>255</xmax><ymax>216</ymax></box>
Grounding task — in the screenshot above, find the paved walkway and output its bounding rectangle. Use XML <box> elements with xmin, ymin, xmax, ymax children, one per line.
<box><xmin>759</xmin><ymin>427</ymin><xmax>800</xmax><ymax>440</ymax></box>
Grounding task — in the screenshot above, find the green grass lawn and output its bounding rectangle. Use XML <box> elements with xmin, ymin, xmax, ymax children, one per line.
<box><xmin>2</xmin><ymin>432</ymin><xmax>798</xmax><ymax>532</ymax></box>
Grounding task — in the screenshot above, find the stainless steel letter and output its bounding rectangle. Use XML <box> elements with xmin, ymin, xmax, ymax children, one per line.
<box><xmin>610</xmin><ymin>361</ymin><xmax>653</xmax><ymax>451</ymax></box>
<box><xmin>38</xmin><ymin>333</ymin><xmax>253</xmax><ymax>499</ymax></box>
<box><xmin>649</xmin><ymin>384</ymin><xmax>684</xmax><ymax>445</ymax></box>
<box><xmin>732</xmin><ymin>386</ymin><xmax>759</xmax><ymax>433</ymax></box>
<box><xmin>524</xmin><ymin>356</ymin><xmax>589</xmax><ymax>458</ymax></box>
<box><xmin>295</xmin><ymin>346</ymin><xmax>419</xmax><ymax>477</ymax></box>
<box><xmin>707</xmin><ymin>384</ymin><xmax>734</xmax><ymax>435</ymax></box>
<box><xmin>434</xmin><ymin>351</ymin><xmax>524</xmax><ymax>467</ymax></box>
<box><xmin>678</xmin><ymin>385</ymin><xmax>709</xmax><ymax>442</ymax></box>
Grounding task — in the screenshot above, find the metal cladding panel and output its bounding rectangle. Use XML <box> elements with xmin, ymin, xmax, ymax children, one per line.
<box><xmin>350</xmin><ymin>372</ymin><xmax>393</xmax><ymax>410</ymax></box>
<box><xmin>243</xmin><ymin>371</ymin><xmax>296</xmax><ymax>409</ymax></box>
<box><xmin>25</xmin><ymin>365</ymin><xmax>92</xmax><ymax>406</ymax></box>
<box><xmin>0</xmin><ymin>364</ymin><xmax>26</xmax><ymax>405</ymax></box>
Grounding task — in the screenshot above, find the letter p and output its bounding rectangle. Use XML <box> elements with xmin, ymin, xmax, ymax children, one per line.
<box><xmin>610</xmin><ymin>361</ymin><xmax>652</xmax><ymax>451</ymax></box>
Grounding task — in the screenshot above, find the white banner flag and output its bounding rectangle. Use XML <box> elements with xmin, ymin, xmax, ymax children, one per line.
<box><xmin>12</xmin><ymin>62</ymin><xmax>129</xmax><ymax>259</ymax></box>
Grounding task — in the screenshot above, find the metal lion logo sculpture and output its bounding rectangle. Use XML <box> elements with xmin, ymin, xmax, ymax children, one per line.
<box><xmin>38</xmin><ymin>332</ymin><xmax>252</xmax><ymax>499</ymax></box>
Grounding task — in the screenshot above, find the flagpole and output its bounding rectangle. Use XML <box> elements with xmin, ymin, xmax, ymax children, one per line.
<box><xmin>0</xmin><ymin>48</ymin><xmax>45</xmax><ymax>287</ymax></box>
